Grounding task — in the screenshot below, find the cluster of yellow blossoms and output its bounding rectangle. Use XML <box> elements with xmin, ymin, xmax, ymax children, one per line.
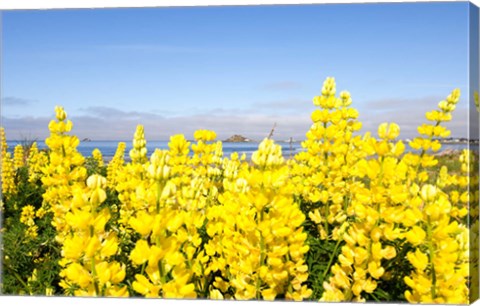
<box><xmin>0</xmin><ymin>78</ymin><xmax>477</xmax><ymax>303</ymax></box>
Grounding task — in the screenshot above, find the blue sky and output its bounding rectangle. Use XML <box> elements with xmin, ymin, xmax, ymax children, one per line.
<box><xmin>1</xmin><ymin>2</ymin><xmax>472</xmax><ymax>141</ymax></box>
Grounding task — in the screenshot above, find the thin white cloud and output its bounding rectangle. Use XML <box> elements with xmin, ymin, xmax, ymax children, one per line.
<box><xmin>357</xmin><ymin>94</ymin><xmax>470</xmax><ymax>138</ymax></box>
<box><xmin>1</xmin><ymin>109</ymin><xmax>311</xmax><ymax>141</ymax></box>
<box><xmin>2</xmin><ymin>96</ymin><xmax>36</xmax><ymax>107</ymax></box>
<box><xmin>2</xmin><ymin>94</ymin><xmax>472</xmax><ymax>142</ymax></box>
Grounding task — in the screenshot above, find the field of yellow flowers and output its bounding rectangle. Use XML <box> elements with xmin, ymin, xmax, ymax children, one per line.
<box><xmin>0</xmin><ymin>77</ymin><xmax>478</xmax><ymax>303</ymax></box>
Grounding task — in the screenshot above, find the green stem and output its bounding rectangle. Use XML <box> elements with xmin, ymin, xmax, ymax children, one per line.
<box><xmin>426</xmin><ymin>217</ymin><xmax>437</xmax><ymax>300</ymax></box>
<box><xmin>321</xmin><ymin>238</ymin><xmax>342</xmax><ymax>282</ymax></box>
<box><xmin>322</xmin><ymin>123</ymin><xmax>330</xmax><ymax>237</ymax></box>
<box><xmin>155</xmin><ymin>181</ymin><xmax>164</xmax><ymax>214</ymax></box>
<box><xmin>5</xmin><ymin>264</ymin><xmax>30</xmax><ymax>293</ymax></box>
<box><xmin>90</xmin><ymin>257</ymin><xmax>100</xmax><ymax>296</ymax></box>
<box><xmin>256</xmin><ymin>219</ymin><xmax>267</xmax><ymax>299</ymax></box>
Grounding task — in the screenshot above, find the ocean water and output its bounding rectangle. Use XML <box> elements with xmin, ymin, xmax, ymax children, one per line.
<box><xmin>5</xmin><ymin>140</ymin><xmax>473</xmax><ymax>161</ymax></box>
<box><xmin>6</xmin><ymin>140</ymin><xmax>303</xmax><ymax>160</ymax></box>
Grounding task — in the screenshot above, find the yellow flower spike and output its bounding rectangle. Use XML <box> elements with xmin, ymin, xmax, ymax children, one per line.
<box><xmin>107</xmin><ymin>142</ymin><xmax>126</xmax><ymax>188</ymax></box>
<box><xmin>129</xmin><ymin>125</ymin><xmax>148</xmax><ymax>164</ymax></box>
<box><xmin>13</xmin><ymin>144</ymin><xmax>25</xmax><ymax>169</ymax></box>
<box><xmin>20</xmin><ymin>205</ymin><xmax>35</xmax><ymax>225</ymax></box>
<box><xmin>169</xmin><ymin>134</ymin><xmax>190</xmax><ymax>156</ymax></box>
<box><xmin>1</xmin><ymin>153</ymin><xmax>17</xmax><ymax>195</ymax></box>
<box><xmin>92</xmin><ymin>148</ymin><xmax>104</xmax><ymax>167</ymax></box>
<box><xmin>0</xmin><ymin>127</ymin><xmax>8</xmax><ymax>156</ymax></box>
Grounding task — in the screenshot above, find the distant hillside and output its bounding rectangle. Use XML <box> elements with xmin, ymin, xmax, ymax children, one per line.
<box><xmin>224</xmin><ymin>134</ymin><xmax>252</xmax><ymax>142</ymax></box>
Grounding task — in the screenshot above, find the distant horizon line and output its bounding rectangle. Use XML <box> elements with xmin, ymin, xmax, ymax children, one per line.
<box><xmin>6</xmin><ymin>137</ymin><xmax>476</xmax><ymax>143</ymax></box>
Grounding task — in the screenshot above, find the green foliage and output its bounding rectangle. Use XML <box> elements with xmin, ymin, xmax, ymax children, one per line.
<box><xmin>1</xmin><ymin>166</ymin><xmax>60</xmax><ymax>295</ymax></box>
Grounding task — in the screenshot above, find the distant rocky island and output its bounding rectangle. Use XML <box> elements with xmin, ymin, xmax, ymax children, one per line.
<box><xmin>224</xmin><ymin>134</ymin><xmax>252</xmax><ymax>142</ymax></box>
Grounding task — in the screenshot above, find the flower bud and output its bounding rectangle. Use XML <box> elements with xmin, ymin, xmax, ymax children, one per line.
<box><xmin>55</xmin><ymin>106</ymin><xmax>67</xmax><ymax>121</ymax></box>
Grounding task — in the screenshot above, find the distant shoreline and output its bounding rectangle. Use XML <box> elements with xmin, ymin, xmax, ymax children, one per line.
<box><xmin>6</xmin><ymin>139</ymin><xmax>479</xmax><ymax>144</ymax></box>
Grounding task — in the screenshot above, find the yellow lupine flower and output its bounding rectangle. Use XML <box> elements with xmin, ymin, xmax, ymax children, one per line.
<box><xmin>367</xmin><ymin>261</ymin><xmax>384</xmax><ymax>279</ymax></box>
<box><xmin>100</xmin><ymin>234</ymin><xmax>119</xmax><ymax>258</ymax></box>
<box><xmin>65</xmin><ymin>209</ymin><xmax>93</xmax><ymax>231</ymax></box>
<box><xmin>129</xmin><ymin>125</ymin><xmax>148</xmax><ymax>164</ymax></box>
<box><xmin>194</xmin><ymin>129</ymin><xmax>216</xmax><ymax>142</ymax></box>
<box><xmin>1</xmin><ymin>80</ymin><xmax>470</xmax><ymax>302</ymax></box>
<box><xmin>106</xmin><ymin>285</ymin><xmax>129</xmax><ymax>297</ymax></box>
<box><xmin>130</xmin><ymin>239</ymin><xmax>151</xmax><ymax>265</ymax></box>
<box><xmin>1</xmin><ymin>153</ymin><xmax>16</xmax><ymax>195</ymax></box>
<box><xmin>132</xmin><ymin>274</ymin><xmax>160</xmax><ymax>297</ymax></box>
<box><xmin>13</xmin><ymin>144</ymin><xmax>25</xmax><ymax>169</ymax></box>
<box><xmin>0</xmin><ymin>127</ymin><xmax>7</xmax><ymax>158</ymax></box>
<box><xmin>63</xmin><ymin>262</ymin><xmax>92</xmax><ymax>288</ymax></box>
<box><xmin>92</xmin><ymin>148</ymin><xmax>104</xmax><ymax>167</ymax></box>
<box><xmin>407</xmin><ymin>248</ymin><xmax>429</xmax><ymax>271</ymax></box>
<box><xmin>129</xmin><ymin>211</ymin><xmax>154</xmax><ymax>236</ymax></box>
<box><xmin>405</xmin><ymin>226</ymin><xmax>426</xmax><ymax>246</ymax></box>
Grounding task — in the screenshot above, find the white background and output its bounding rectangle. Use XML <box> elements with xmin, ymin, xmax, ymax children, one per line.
<box><xmin>1</xmin><ymin>1</ymin><xmax>479</xmax><ymax>306</ymax></box>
